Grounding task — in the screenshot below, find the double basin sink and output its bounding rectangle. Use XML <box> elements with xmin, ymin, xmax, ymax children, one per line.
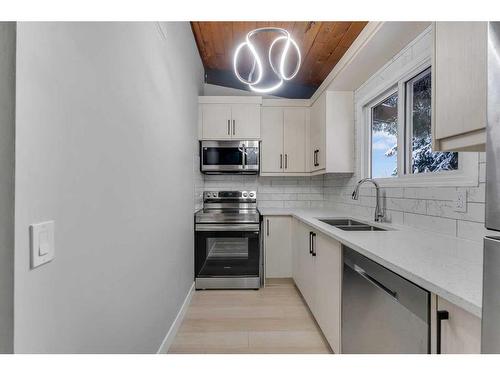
<box><xmin>318</xmin><ymin>218</ymin><xmax>387</xmax><ymax>231</ymax></box>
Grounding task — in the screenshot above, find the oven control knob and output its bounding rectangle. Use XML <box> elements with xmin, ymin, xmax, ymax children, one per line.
<box><xmin>249</xmin><ymin>192</ymin><xmax>255</xmax><ymax>197</ymax></box>
<box><xmin>242</xmin><ymin>192</ymin><xmax>248</xmax><ymax>198</ymax></box>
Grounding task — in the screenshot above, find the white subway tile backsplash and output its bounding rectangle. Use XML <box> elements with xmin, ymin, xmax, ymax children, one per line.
<box><xmin>479</xmin><ymin>163</ymin><xmax>486</xmax><ymax>183</ymax></box>
<box><xmin>403</xmin><ymin>212</ymin><xmax>457</xmax><ymax>236</ymax></box>
<box><xmin>457</xmin><ymin>220</ymin><xmax>490</xmax><ymax>242</ymax></box>
<box><xmin>386</xmin><ymin>198</ymin><xmax>426</xmax><ymax>215</ymax></box>
<box><xmin>403</xmin><ymin>187</ymin><xmax>457</xmax><ymax>201</ymax></box>
<box><xmin>426</xmin><ymin>200</ymin><xmax>485</xmax><ymax>223</ymax></box>
<box><xmin>467</xmin><ymin>184</ymin><xmax>485</xmax><ymax>203</ymax></box>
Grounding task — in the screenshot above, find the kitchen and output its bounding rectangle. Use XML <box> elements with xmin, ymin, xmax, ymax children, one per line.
<box><xmin>1</xmin><ymin>3</ymin><xmax>500</xmax><ymax>369</ymax></box>
<box><xmin>173</xmin><ymin>21</ymin><xmax>490</xmax><ymax>354</ymax></box>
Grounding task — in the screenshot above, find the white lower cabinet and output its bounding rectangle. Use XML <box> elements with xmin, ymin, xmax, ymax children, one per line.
<box><xmin>292</xmin><ymin>219</ymin><xmax>342</xmax><ymax>353</ymax></box>
<box><xmin>435</xmin><ymin>296</ymin><xmax>481</xmax><ymax>354</ymax></box>
<box><xmin>264</xmin><ymin>216</ymin><xmax>292</xmax><ymax>278</ymax></box>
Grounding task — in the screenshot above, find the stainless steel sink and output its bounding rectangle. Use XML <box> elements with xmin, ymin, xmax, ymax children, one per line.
<box><xmin>318</xmin><ymin>218</ymin><xmax>387</xmax><ymax>231</ymax></box>
<box><xmin>318</xmin><ymin>218</ymin><xmax>366</xmax><ymax>226</ymax></box>
<box><xmin>335</xmin><ymin>225</ymin><xmax>386</xmax><ymax>231</ymax></box>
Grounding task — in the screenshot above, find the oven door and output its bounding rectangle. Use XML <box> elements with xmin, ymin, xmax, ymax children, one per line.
<box><xmin>195</xmin><ymin>223</ymin><xmax>260</xmax><ymax>282</ymax></box>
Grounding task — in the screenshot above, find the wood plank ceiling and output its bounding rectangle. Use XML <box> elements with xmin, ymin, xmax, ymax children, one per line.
<box><xmin>191</xmin><ymin>21</ymin><xmax>368</xmax><ymax>98</ymax></box>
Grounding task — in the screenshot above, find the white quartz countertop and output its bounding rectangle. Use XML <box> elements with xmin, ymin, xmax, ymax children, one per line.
<box><xmin>259</xmin><ymin>208</ymin><xmax>483</xmax><ymax>318</ymax></box>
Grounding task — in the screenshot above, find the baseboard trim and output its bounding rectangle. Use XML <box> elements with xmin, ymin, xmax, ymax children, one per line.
<box><xmin>157</xmin><ymin>281</ymin><xmax>195</xmax><ymax>354</ymax></box>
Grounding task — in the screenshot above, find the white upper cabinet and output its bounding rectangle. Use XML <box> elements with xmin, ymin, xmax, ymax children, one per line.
<box><xmin>310</xmin><ymin>91</ymin><xmax>354</xmax><ymax>174</ymax></box>
<box><xmin>310</xmin><ymin>95</ymin><xmax>326</xmax><ymax>171</ymax></box>
<box><xmin>261</xmin><ymin>107</ymin><xmax>284</xmax><ymax>173</ymax></box>
<box><xmin>201</xmin><ymin>104</ymin><xmax>232</xmax><ymax>139</ymax></box>
<box><xmin>230</xmin><ymin>104</ymin><xmax>261</xmax><ymax>139</ymax></box>
<box><xmin>199</xmin><ymin>97</ymin><xmax>261</xmax><ymax>140</ymax></box>
<box><xmin>432</xmin><ymin>22</ymin><xmax>487</xmax><ymax>151</ymax></box>
<box><xmin>283</xmin><ymin>108</ymin><xmax>307</xmax><ymax>173</ymax></box>
<box><xmin>260</xmin><ymin>106</ymin><xmax>307</xmax><ymax>175</ymax></box>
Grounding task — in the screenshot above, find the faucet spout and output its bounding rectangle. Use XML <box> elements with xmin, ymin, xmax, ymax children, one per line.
<box><xmin>351</xmin><ymin>178</ymin><xmax>384</xmax><ymax>222</ymax></box>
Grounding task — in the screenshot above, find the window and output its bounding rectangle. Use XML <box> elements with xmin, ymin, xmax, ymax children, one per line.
<box><xmin>365</xmin><ymin>65</ymin><xmax>460</xmax><ymax>183</ymax></box>
<box><xmin>370</xmin><ymin>91</ymin><xmax>398</xmax><ymax>178</ymax></box>
<box><xmin>405</xmin><ymin>69</ymin><xmax>458</xmax><ymax>174</ymax></box>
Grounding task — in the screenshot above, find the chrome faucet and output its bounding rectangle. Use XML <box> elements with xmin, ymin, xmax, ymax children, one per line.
<box><xmin>352</xmin><ymin>178</ymin><xmax>384</xmax><ymax>222</ymax></box>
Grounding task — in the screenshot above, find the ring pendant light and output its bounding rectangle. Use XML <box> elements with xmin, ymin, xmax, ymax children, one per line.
<box><xmin>233</xmin><ymin>27</ymin><xmax>302</xmax><ymax>93</ymax></box>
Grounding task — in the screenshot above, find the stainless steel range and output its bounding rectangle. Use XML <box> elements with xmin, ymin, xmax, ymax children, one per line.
<box><xmin>194</xmin><ymin>190</ymin><xmax>261</xmax><ymax>290</ymax></box>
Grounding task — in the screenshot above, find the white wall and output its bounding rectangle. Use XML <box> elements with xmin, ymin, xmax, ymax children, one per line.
<box><xmin>0</xmin><ymin>21</ymin><xmax>16</xmax><ymax>354</ymax></box>
<box><xmin>14</xmin><ymin>22</ymin><xmax>204</xmax><ymax>353</ymax></box>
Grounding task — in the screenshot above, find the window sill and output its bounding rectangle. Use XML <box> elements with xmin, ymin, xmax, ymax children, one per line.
<box><xmin>371</xmin><ymin>154</ymin><xmax>479</xmax><ymax>188</ymax></box>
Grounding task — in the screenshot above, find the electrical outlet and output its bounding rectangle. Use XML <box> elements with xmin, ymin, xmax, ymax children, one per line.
<box><xmin>454</xmin><ymin>189</ymin><xmax>467</xmax><ymax>213</ymax></box>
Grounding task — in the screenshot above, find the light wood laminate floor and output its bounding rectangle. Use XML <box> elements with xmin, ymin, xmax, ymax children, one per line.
<box><xmin>168</xmin><ymin>279</ymin><xmax>332</xmax><ymax>354</ymax></box>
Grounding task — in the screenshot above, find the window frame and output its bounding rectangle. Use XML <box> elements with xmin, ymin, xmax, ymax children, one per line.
<box><xmin>359</xmin><ymin>58</ymin><xmax>478</xmax><ymax>187</ymax></box>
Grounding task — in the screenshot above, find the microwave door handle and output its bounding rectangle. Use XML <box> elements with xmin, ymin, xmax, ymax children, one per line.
<box><xmin>238</xmin><ymin>145</ymin><xmax>246</xmax><ymax>168</ymax></box>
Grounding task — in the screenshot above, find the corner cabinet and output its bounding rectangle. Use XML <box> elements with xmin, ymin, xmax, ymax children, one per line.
<box><xmin>198</xmin><ymin>97</ymin><xmax>261</xmax><ymax>140</ymax></box>
<box><xmin>292</xmin><ymin>219</ymin><xmax>342</xmax><ymax>353</ymax></box>
<box><xmin>432</xmin><ymin>22</ymin><xmax>487</xmax><ymax>151</ymax></box>
<box><xmin>310</xmin><ymin>91</ymin><xmax>354</xmax><ymax>174</ymax></box>
<box><xmin>261</xmin><ymin>106</ymin><xmax>308</xmax><ymax>175</ymax></box>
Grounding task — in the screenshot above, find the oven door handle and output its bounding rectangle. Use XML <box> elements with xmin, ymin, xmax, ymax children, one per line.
<box><xmin>195</xmin><ymin>223</ymin><xmax>260</xmax><ymax>232</ymax></box>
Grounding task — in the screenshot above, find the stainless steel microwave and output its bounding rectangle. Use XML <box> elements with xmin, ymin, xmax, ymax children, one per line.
<box><xmin>200</xmin><ymin>140</ymin><xmax>260</xmax><ymax>174</ymax></box>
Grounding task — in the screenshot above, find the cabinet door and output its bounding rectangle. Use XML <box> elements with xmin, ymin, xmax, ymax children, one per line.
<box><xmin>314</xmin><ymin>233</ymin><xmax>342</xmax><ymax>353</ymax></box>
<box><xmin>433</xmin><ymin>22</ymin><xmax>487</xmax><ymax>150</ymax></box>
<box><xmin>261</xmin><ymin>107</ymin><xmax>284</xmax><ymax>173</ymax></box>
<box><xmin>310</xmin><ymin>95</ymin><xmax>326</xmax><ymax>171</ymax></box>
<box><xmin>201</xmin><ymin>104</ymin><xmax>232</xmax><ymax>139</ymax></box>
<box><xmin>436</xmin><ymin>297</ymin><xmax>481</xmax><ymax>354</ymax></box>
<box><xmin>284</xmin><ymin>108</ymin><xmax>307</xmax><ymax>173</ymax></box>
<box><xmin>264</xmin><ymin>216</ymin><xmax>292</xmax><ymax>277</ymax></box>
<box><xmin>293</xmin><ymin>220</ymin><xmax>315</xmax><ymax>308</ymax></box>
<box><xmin>231</xmin><ymin>104</ymin><xmax>261</xmax><ymax>139</ymax></box>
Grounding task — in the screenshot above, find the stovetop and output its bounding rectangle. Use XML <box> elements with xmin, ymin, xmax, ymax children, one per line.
<box><xmin>195</xmin><ymin>190</ymin><xmax>259</xmax><ymax>224</ymax></box>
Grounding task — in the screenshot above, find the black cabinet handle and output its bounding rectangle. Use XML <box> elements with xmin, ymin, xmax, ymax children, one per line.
<box><xmin>227</xmin><ymin>120</ymin><xmax>231</xmax><ymax>135</ymax></box>
<box><xmin>280</xmin><ymin>154</ymin><xmax>283</xmax><ymax>169</ymax></box>
<box><xmin>267</xmin><ymin>219</ymin><xmax>270</xmax><ymax>237</ymax></box>
<box><xmin>311</xmin><ymin>232</ymin><xmax>317</xmax><ymax>256</ymax></box>
<box><xmin>285</xmin><ymin>154</ymin><xmax>288</xmax><ymax>169</ymax></box>
<box><xmin>436</xmin><ymin>310</ymin><xmax>449</xmax><ymax>354</ymax></box>
<box><xmin>309</xmin><ymin>232</ymin><xmax>313</xmax><ymax>254</ymax></box>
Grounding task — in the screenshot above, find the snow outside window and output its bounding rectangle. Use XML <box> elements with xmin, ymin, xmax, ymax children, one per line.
<box><xmin>405</xmin><ymin>68</ymin><xmax>458</xmax><ymax>174</ymax></box>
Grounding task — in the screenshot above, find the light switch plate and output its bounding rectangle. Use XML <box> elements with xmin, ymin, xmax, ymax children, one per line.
<box><xmin>30</xmin><ymin>221</ymin><xmax>55</xmax><ymax>269</ymax></box>
<box><xmin>454</xmin><ymin>189</ymin><xmax>467</xmax><ymax>213</ymax></box>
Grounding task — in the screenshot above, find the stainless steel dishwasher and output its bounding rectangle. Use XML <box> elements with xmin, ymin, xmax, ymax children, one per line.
<box><xmin>342</xmin><ymin>246</ymin><xmax>430</xmax><ymax>353</ymax></box>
